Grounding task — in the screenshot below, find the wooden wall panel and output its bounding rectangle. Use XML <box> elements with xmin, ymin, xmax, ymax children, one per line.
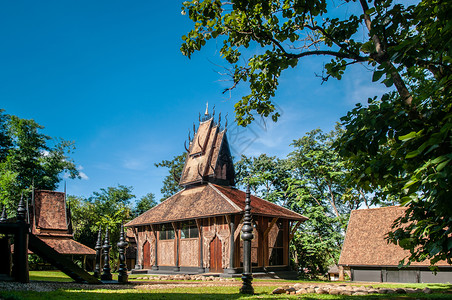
<box><xmin>180</xmin><ymin>239</ymin><xmax>199</xmax><ymax>267</ymax></box>
<box><xmin>158</xmin><ymin>240</ymin><xmax>174</xmax><ymax>266</ymax></box>
<box><xmin>136</xmin><ymin>226</ymin><xmax>155</xmax><ymax>268</ymax></box>
<box><xmin>202</xmin><ymin>217</ymin><xmax>232</xmax><ymax>269</ymax></box>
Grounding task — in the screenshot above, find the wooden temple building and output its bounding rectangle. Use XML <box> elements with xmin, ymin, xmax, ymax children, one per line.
<box><xmin>339</xmin><ymin>206</ymin><xmax>452</xmax><ymax>283</ymax></box>
<box><xmin>126</xmin><ymin>109</ymin><xmax>307</xmax><ymax>275</ymax></box>
<box><xmin>29</xmin><ymin>190</ymin><xmax>96</xmax><ymax>263</ymax></box>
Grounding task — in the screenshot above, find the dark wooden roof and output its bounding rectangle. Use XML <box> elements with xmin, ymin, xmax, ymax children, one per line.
<box><xmin>338</xmin><ymin>206</ymin><xmax>451</xmax><ymax>267</ymax></box>
<box><xmin>30</xmin><ymin>190</ymin><xmax>96</xmax><ymax>256</ymax></box>
<box><xmin>179</xmin><ymin>118</ymin><xmax>234</xmax><ymax>186</ymax></box>
<box><xmin>38</xmin><ymin>236</ymin><xmax>95</xmax><ymax>256</ymax></box>
<box><xmin>125</xmin><ymin>183</ymin><xmax>307</xmax><ymax>227</ymax></box>
<box><xmin>33</xmin><ymin>190</ymin><xmax>68</xmax><ymax>231</ymax></box>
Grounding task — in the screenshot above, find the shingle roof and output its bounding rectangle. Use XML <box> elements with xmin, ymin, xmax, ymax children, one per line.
<box><xmin>30</xmin><ymin>190</ymin><xmax>96</xmax><ymax>256</ymax></box>
<box><xmin>338</xmin><ymin>206</ymin><xmax>451</xmax><ymax>267</ymax></box>
<box><xmin>179</xmin><ymin>118</ymin><xmax>234</xmax><ymax>186</ymax></box>
<box><xmin>125</xmin><ymin>183</ymin><xmax>307</xmax><ymax>227</ymax></box>
<box><xmin>37</xmin><ymin>236</ymin><xmax>95</xmax><ymax>256</ymax></box>
<box><xmin>34</xmin><ymin>190</ymin><xmax>67</xmax><ymax>231</ymax></box>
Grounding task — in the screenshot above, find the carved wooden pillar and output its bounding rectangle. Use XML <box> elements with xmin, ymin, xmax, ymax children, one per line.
<box><xmin>151</xmin><ymin>225</ymin><xmax>159</xmax><ymax>270</ymax></box>
<box><xmin>196</xmin><ymin>219</ymin><xmax>204</xmax><ymax>273</ymax></box>
<box><xmin>172</xmin><ymin>222</ymin><xmax>180</xmax><ymax>272</ymax></box>
<box><xmin>117</xmin><ymin>224</ymin><xmax>128</xmax><ymax>283</ymax></box>
<box><xmin>101</xmin><ymin>228</ymin><xmax>112</xmax><ymax>281</ymax></box>
<box><xmin>225</xmin><ymin>214</ymin><xmax>236</xmax><ymax>274</ymax></box>
<box><xmin>240</xmin><ymin>185</ymin><xmax>254</xmax><ymax>294</ymax></box>
<box><xmin>94</xmin><ymin>226</ymin><xmax>102</xmax><ymax>278</ymax></box>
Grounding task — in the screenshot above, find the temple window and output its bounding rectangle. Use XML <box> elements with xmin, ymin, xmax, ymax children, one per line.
<box><xmin>159</xmin><ymin>224</ymin><xmax>175</xmax><ymax>240</ymax></box>
<box><xmin>181</xmin><ymin>220</ymin><xmax>199</xmax><ymax>239</ymax></box>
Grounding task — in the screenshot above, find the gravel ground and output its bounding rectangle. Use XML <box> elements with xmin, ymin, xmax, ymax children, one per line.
<box><xmin>0</xmin><ymin>280</ymin><xmax>258</xmax><ymax>292</ymax></box>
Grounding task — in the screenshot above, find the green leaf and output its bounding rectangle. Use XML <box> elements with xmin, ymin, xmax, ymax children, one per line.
<box><xmin>372</xmin><ymin>70</ymin><xmax>385</xmax><ymax>82</ymax></box>
<box><xmin>399</xmin><ymin>131</ymin><xmax>417</xmax><ymax>141</ymax></box>
<box><xmin>436</xmin><ymin>159</ymin><xmax>451</xmax><ymax>171</ymax></box>
<box><xmin>406</xmin><ymin>150</ymin><xmax>421</xmax><ymax>159</ymax></box>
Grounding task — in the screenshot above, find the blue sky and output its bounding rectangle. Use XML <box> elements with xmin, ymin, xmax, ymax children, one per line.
<box><xmin>1</xmin><ymin>1</ymin><xmax>389</xmax><ymax>201</ymax></box>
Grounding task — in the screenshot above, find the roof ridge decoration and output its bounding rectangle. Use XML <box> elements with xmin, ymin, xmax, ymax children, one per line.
<box><xmin>179</xmin><ymin>109</ymin><xmax>235</xmax><ymax>187</ymax></box>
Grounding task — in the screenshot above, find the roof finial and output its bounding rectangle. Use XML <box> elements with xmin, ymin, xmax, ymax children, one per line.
<box><xmin>205</xmin><ymin>102</ymin><xmax>209</xmax><ymax>116</ymax></box>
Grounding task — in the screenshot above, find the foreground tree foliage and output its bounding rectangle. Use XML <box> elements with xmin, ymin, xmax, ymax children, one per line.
<box><xmin>0</xmin><ymin>109</ymin><xmax>79</xmax><ymax>213</ymax></box>
<box><xmin>181</xmin><ymin>0</ymin><xmax>451</xmax><ymax>265</ymax></box>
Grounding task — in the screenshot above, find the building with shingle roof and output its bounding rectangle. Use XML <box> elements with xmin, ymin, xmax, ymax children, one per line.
<box><xmin>126</xmin><ymin>108</ymin><xmax>307</xmax><ymax>275</ymax></box>
<box><xmin>338</xmin><ymin>206</ymin><xmax>452</xmax><ymax>283</ymax></box>
<box><xmin>30</xmin><ymin>190</ymin><xmax>95</xmax><ymax>257</ymax></box>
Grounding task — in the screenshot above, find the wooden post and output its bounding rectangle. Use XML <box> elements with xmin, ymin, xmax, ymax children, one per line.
<box><xmin>101</xmin><ymin>227</ymin><xmax>112</xmax><ymax>281</ymax></box>
<box><xmin>94</xmin><ymin>226</ymin><xmax>102</xmax><ymax>278</ymax></box>
<box><xmin>151</xmin><ymin>225</ymin><xmax>159</xmax><ymax>270</ymax></box>
<box><xmin>172</xmin><ymin>222</ymin><xmax>180</xmax><ymax>272</ymax></box>
<box><xmin>195</xmin><ymin>219</ymin><xmax>204</xmax><ymax>273</ymax></box>
<box><xmin>117</xmin><ymin>224</ymin><xmax>129</xmax><ymax>283</ymax></box>
<box><xmin>240</xmin><ymin>185</ymin><xmax>254</xmax><ymax>295</ymax></box>
<box><xmin>13</xmin><ymin>196</ymin><xmax>29</xmax><ymax>283</ymax></box>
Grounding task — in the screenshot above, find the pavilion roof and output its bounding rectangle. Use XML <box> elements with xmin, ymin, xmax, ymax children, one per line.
<box><xmin>125</xmin><ymin>183</ymin><xmax>307</xmax><ymax>227</ymax></box>
<box><xmin>36</xmin><ymin>236</ymin><xmax>95</xmax><ymax>256</ymax></box>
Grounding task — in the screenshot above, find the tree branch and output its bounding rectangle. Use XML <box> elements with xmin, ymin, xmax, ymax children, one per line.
<box><xmin>359</xmin><ymin>0</ymin><xmax>414</xmax><ymax>107</ymax></box>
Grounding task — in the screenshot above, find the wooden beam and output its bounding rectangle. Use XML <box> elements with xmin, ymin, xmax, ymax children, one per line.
<box><xmin>289</xmin><ymin>221</ymin><xmax>302</xmax><ymax>240</ymax></box>
<box><xmin>225</xmin><ymin>215</ymin><xmax>231</xmax><ymax>227</ymax></box>
<box><xmin>263</xmin><ymin>217</ymin><xmax>279</xmax><ymax>239</ymax></box>
<box><xmin>233</xmin><ymin>216</ymin><xmax>244</xmax><ymax>242</ymax></box>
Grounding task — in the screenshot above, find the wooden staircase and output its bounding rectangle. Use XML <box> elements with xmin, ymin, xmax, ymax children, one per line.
<box><xmin>28</xmin><ymin>234</ymin><xmax>101</xmax><ymax>284</ymax></box>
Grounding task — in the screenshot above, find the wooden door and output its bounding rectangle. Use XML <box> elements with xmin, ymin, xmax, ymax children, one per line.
<box><xmin>209</xmin><ymin>236</ymin><xmax>222</xmax><ymax>273</ymax></box>
<box><xmin>143</xmin><ymin>241</ymin><xmax>150</xmax><ymax>268</ymax></box>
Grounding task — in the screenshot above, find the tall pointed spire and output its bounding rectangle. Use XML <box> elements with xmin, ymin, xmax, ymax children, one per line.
<box><xmin>17</xmin><ymin>194</ymin><xmax>26</xmax><ymax>223</ymax></box>
<box><xmin>205</xmin><ymin>102</ymin><xmax>209</xmax><ymax>116</ymax></box>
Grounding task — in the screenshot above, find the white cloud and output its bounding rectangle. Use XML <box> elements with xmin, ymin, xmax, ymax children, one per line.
<box><xmin>75</xmin><ymin>165</ymin><xmax>89</xmax><ymax>180</ymax></box>
<box><xmin>344</xmin><ymin>68</ymin><xmax>392</xmax><ymax>105</ymax></box>
<box><xmin>79</xmin><ymin>171</ymin><xmax>89</xmax><ymax>180</ymax></box>
<box><xmin>122</xmin><ymin>157</ymin><xmax>149</xmax><ymax>171</ymax></box>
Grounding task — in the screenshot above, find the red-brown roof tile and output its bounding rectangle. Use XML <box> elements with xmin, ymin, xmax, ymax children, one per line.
<box><xmin>126</xmin><ymin>183</ymin><xmax>307</xmax><ymax>227</ymax></box>
<box><xmin>38</xmin><ymin>236</ymin><xmax>95</xmax><ymax>256</ymax></box>
<box><xmin>338</xmin><ymin>206</ymin><xmax>451</xmax><ymax>267</ymax></box>
<box><xmin>34</xmin><ymin>190</ymin><xmax>67</xmax><ymax>231</ymax></box>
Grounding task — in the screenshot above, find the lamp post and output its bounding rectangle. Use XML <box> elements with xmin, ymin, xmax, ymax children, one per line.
<box><xmin>240</xmin><ymin>185</ymin><xmax>254</xmax><ymax>294</ymax></box>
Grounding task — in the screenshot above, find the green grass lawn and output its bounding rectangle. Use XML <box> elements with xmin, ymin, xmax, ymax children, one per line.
<box><xmin>1</xmin><ymin>271</ymin><xmax>451</xmax><ymax>300</ymax></box>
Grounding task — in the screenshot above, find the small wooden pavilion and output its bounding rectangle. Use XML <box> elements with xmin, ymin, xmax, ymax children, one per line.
<box><xmin>126</xmin><ymin>109</ymin><xmax>307</xmax><ymax>275</ymax></box>
<box><xmin>29</xmin><ymin>190</ymin><xmax>96</xmax><ymax>266</ymax></box>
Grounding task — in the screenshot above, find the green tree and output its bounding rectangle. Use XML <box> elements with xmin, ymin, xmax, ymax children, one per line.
<box><xmin>154</xmin><ymin>152</ymin><xmax>186</xmax><ymax>200</ymax></box>
<box><xmin>133</xmin><ymin>192</ymin><xmax>157</xmax><ymax>217</ymax></box>
<box><xmin>181</xmin><ymin>0</ymin><xmax>451</xmax><ymax>264</ymax></box>
<box><xmin>69</xmin><ymin>185</ymin><xmax>136</xmax><ymax>270</ymax></box>
<box><xmin>0</xmin><ymin>111</ymin><xmax>79</xmax><ymax>212</ymax></box>
<box><xmin>285</xmin><ymin>127</ymin><xmax>359</xmax><ymax>275</ymax></box>
<box><xmin>0</xmin><ymin>110</ymin><xmax>12</xmax><ymax>162</ymax></box>
<box><xmin>235</xmin><ymin>154</ymin><xmax>291</xmax><ymax>204</ymax></box>
<box><xmin>67</xmin><ymin>195</ymin><xmax>98</xmax><ymax>248</ymax></box>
